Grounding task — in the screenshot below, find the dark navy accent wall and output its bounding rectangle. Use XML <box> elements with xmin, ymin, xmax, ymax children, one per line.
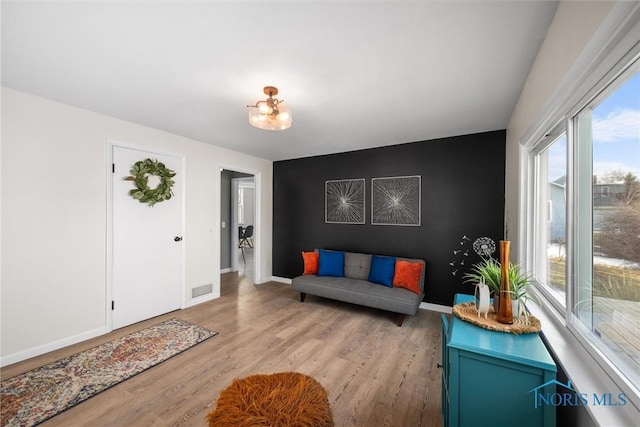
<box><xmin>273</xmin><ymin>130</ymin><xmax>506</xmax><ymax>306</ymax></box>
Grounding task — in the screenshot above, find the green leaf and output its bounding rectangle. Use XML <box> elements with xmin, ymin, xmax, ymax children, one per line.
<box><xmin>126</xmin><ymin>158</ymin><xmax>175</xmax><ymax>206</ymax></box>
<box><xmin>135</xmin><ymin>177</ymin><xmax>147</xmax><ymax>189</ymax></box>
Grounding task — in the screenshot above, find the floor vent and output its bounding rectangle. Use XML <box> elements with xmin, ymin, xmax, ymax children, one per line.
<box><xmin>192</xmin><ymin>283</ymin><xmax>213</xmax><ymax>298</ymax></box>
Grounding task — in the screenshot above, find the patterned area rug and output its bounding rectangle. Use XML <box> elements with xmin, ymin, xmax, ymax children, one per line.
<box><xmin>1</xmin><ymin>318</ymin><xmax>217</xmax><ymax>426</ymax></box>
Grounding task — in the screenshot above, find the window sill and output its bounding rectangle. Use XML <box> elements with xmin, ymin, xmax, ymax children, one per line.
<box><xmin>527</xmin><ymin>291</ymin><xmax>640</xmax><ymax>426</ymax></box>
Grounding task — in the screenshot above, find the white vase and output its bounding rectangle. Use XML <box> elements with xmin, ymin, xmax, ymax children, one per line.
<box><xmin>512</xmin><ymin>299</ymin><xmax>522</xmax><ymax>318</ymax></box>
<box><xmin>475</xmin><ymin>281</ymin><xmax>490</xmax><ymax>318</ymax></box>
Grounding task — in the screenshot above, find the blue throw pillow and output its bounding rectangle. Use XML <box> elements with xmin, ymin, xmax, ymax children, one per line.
<box><xmin>368</xmin><ymin>255</ymin><xmax>397</xmax><ymax>287</ymax></box>
<box><xmin>318</xmin><ymin>250</ymin><xmax>345</xmax><ymax>277</ymax></box>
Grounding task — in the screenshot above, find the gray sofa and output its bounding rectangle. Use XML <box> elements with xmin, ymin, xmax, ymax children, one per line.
<box><xmin>291</xmin><ymin>251</ymin><xmax>426</xmax><ymax>326</ymax></box>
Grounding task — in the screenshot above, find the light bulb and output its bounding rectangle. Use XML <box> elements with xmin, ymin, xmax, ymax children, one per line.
<box><xmin>258</xmin><ymin>102</ymin><xmax>272</xmax><ymax>115</ymax></box>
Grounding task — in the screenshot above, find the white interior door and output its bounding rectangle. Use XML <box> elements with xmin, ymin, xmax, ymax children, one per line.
<box><xmin>112</xmin><ymin>145</ymin><xmax>184</xmax><ymax>329</ymax></box>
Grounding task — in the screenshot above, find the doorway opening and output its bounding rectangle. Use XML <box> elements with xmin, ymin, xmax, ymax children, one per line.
<box><xmin>220</xmin><ymin>169</ymin><xmax>256</xmax><ymax>282</ymax></box>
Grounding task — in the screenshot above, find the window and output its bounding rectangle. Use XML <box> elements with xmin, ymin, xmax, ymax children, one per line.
<box><xmin>572</xmin><ymin>62</ymin><xmax>640</xmax><ymax>390</ymax></box>
<box><xmin>237</xmin><ymin>187</ymin><xmax>245</xmax><ymax>225</ymax></box>
<box><xmin>533</xmin><ymin>132</ymin><xmax>567</xmax><ymax>308</ymax></box>
<box><xmin>529</xmin><ymin>57</ymin><xmax>640</xmax><ymax>402</ymax></box>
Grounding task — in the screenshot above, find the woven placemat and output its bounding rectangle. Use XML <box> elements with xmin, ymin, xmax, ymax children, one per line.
<box><xmin>453</xmin><ymin>301</ymin><xmax>541</xmax><ymax>334</ymax></box>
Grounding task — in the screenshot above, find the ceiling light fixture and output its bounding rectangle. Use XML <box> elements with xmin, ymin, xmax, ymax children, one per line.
<box><xmin>247</xmin><ymin>86</ymin><xmax>292</xmax><ymax>130</ymax></box>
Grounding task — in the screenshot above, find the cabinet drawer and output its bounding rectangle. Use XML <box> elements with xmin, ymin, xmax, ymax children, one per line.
<box><xmin>455</xmin><ymin>351</ymin><xmax>553</xmax><ymax>427</ymax></box>
<box><xmin>443</xmin><ymin>294</ymin><xmax>556</xmax><ymax>427</ymax></box>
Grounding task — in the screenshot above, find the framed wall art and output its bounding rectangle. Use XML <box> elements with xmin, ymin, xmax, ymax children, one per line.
<box><xmin>325</xmin><ymin>179</ymin><xmax>366</xmax><ymax>224</ymax></box>
<box><xmin>372</xmin><ymin>175</ymin><xmax>421</xmax><ymax>226</ymax></box>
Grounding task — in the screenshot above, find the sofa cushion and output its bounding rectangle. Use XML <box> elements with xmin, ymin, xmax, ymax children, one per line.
<box><xmin>396</xmin><ymin>257</ymin><xmax>426</xmax><ymax>295</ymax></box>
<box><xmin>368</xmin><ymin>255</ymin><xmax>396</xmax><ymax>287</ymax></box>
<box><xmin>344</xmin><ymin>252</ymin><xmax>372</xmax><ymax>280</ymax></box>
<box><xmin>392</xmin><ymin>260</ymin><xmax>423</xmax><ymax>294</ymax></box>
<box><xmin>302</xmin><ymin>251</ymin><xmax>319</xmax><ymax>275</ymax></box>
<box><xmin>318</xmin><ymin>249</ymin><xmax>345</xmax><ymax>277</ymax></box>
<box><xmin>291</xmin><ymin>275</ymin><xmax>422</xmax><ymax>316</ymax></box>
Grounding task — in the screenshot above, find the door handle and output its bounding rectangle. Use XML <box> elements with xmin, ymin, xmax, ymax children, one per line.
<box><xmin>174</xmin><ymin>236</ymin><xmax>183</xmax><ymax>242</ymax></box>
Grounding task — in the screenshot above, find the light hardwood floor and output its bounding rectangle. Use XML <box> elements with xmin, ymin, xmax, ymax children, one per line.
<box><xmin>2</xmin><ymin>273</ymin><xmax>443</xmax><ymax>426</ymax></box>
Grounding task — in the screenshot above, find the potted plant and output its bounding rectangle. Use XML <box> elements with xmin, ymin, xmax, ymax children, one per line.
<box><xmin>463</xmin><ymin>258</ymin><xmax>536</xmax><ymax>317</ymax></box>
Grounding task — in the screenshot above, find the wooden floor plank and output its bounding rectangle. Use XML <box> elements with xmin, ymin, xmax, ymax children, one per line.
<box><xmin>1</xmin><ymin>273</ymin><xmax>443</xmax><ymax>426</ymax></box>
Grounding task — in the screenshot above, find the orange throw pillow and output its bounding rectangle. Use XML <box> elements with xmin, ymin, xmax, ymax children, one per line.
<box><xmin>302</xmin><ymin>251</ymin><xmax>319</xmax><ymax>275</ymax></box>
<box><xmin>392</xmin><ymin>260</ymin><xmax>423</xmax><ymax>294</ymax></box>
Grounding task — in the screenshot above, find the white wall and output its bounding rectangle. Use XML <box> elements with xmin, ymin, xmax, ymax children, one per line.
<box><xmin>241</xmin><ymin>186</ymin><xmax>255</xmax><ymax>227</ymax></box>
<box><xmin>505</xmin><ymin>0</ymin><xmax>614</xmax><ymax>261</ymax></box>
<box><xmin>1</xmin><ymin>88</ymin><xmax>273</xmax><ymax>363</ymax></box>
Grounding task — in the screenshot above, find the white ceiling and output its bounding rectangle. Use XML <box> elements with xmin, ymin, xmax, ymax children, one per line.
<box><xmin>2</xmin><ymin>1</ymin><xmax>558</xmax><ymax>161</ymax></box>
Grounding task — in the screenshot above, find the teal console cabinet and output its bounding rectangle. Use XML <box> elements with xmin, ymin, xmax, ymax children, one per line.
<box><xmin>441</xmin><ymin>294</ymin><xmax>557</xmax><ymax>427</ymax></box>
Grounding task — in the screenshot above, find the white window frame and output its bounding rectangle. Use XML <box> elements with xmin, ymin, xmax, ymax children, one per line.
<box><xmin>530</xmin><ymin>127</ymin><xmax>568</xmax><ymax>313</ymax></box>
<box><xmin>237</xmin><ymin>187</ymin><xmax>245</xmax><ymax>225</ymax></box>
<box><xmin>519</xmin><ymin>3</ymin><xmax>640</xmax><ymax>425</ymax></box>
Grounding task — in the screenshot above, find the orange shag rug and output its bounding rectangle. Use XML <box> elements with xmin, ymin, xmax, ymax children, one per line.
<box><xmin>207</xmin><ymin>372</ymin><xmax>334</xmax><ymax>427</ymax></box>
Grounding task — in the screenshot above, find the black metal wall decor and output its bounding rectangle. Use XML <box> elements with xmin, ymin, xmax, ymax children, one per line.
<box><xmin>325</xmin><ymin>179</ymin><xmax>366</xmax><ymax>224</ymax></box>
<box><xmin>371</xmin><ymin>175</ymin><xmax>421</xmax><ymax>226</ymax></box>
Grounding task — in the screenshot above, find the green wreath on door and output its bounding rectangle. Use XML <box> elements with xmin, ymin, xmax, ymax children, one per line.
<box><xmin>125</xmin><ymin>158</ymin><xmax>176</xmax><ymax>206</ymax></box>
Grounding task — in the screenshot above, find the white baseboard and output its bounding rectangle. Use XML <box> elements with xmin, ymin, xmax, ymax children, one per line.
<box><xmin>270</xmin><ymin>276</ymin><xmax>292</xmax><ymax>285</ymax></box>
<box><xmin>185</xmin><ymin>292</ymin><xmax>219</xmax><ymax>308</ymax></box>
<box><xmin>1</xmin><ymin>325</ymin><xmax>110</xmax><ymax>367</ymax></box>
<box><xmin>220</xmin><ymin>267</ymin><xmax>232</xmax><ymax>274</ymax></box>
<box><xmin>3</xmin><ymin>292</ymin><xmax>221</xmax><ymax>367</ymax></box>
<box><xmin>420</xmin><ymin>302</ymin><xmax>452</xmax><ymax>314</ymax></box>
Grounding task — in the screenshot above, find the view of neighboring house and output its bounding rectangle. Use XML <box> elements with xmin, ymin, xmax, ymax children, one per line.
<box><xmin>549</xmin><ymin>175</ymin><xmax>629</xmax><ymax>239</ymax></box>
<box><xmin>549</xmin><ymin>176</ymin><xmax>566</xmax><ymax>242</ymax></box>
<box><xmin>593</xmin><ymin>179</ymin><xmax>628</xmax><ymax>232</ymax></box>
